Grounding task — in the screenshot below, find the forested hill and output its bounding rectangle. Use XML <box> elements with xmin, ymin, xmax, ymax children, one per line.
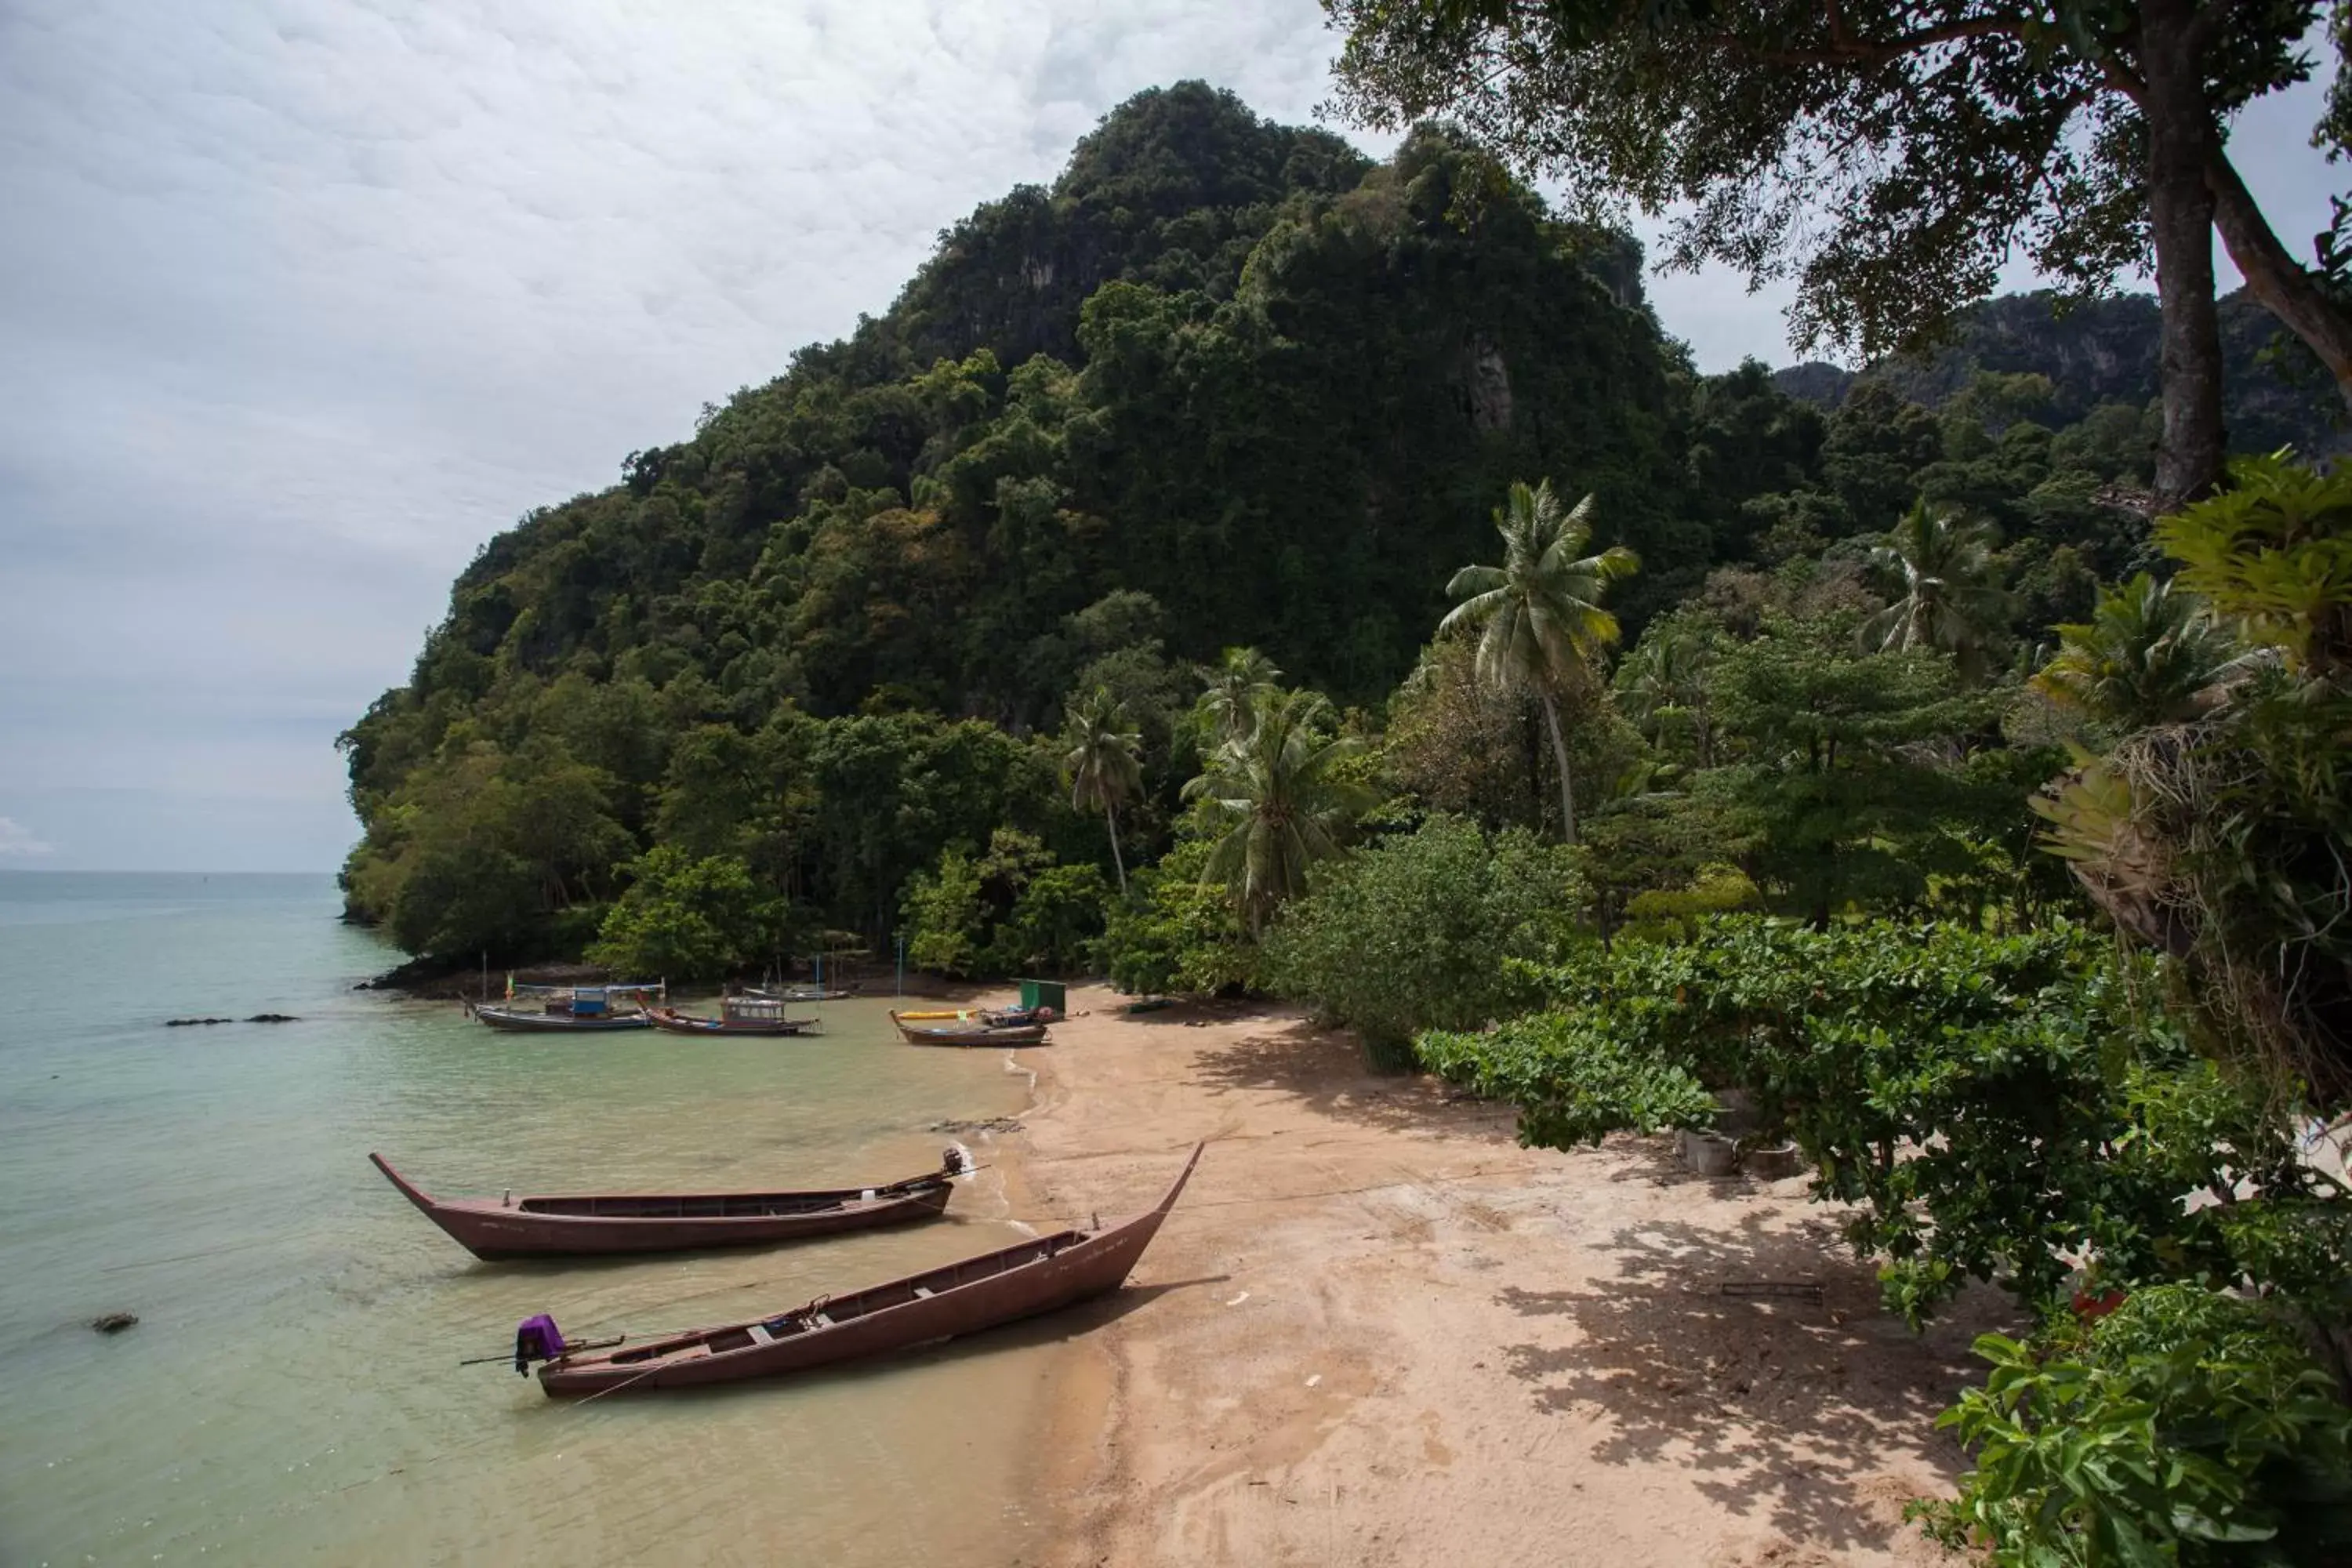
<box><xmin>1776</xmin><ymin>289</ymin><xmax>2347</xmax><ymax>459</ymax></box>
<box><xmin>340</xmin><ymin>82</ymin><xmax>2336</xmax><ymax>964</ymax></box>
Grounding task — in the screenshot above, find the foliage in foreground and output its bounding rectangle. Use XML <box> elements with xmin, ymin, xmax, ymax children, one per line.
<box><xmin>1914</xmin><ymin>1286</ymin><xmax>2352</xmax><ymax>1566</ymax></box>
<box><xmin>1261</xmin><ymin>814</ymin><xmax>1584</xmax><ymax>1069</ymax></box>
<box><xmin>1416</xmin><ymin>919</ymin><xmax>2343</xmax><ymax>1329</ymax></box>
<box><xmin>2037</xmin><ymin>456</ymin><xmax>2352</xmax><ymax>1111</ymax></box>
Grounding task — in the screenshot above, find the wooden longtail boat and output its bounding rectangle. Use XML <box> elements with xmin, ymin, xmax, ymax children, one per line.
<box><xmin>746</xmin><ymin>985</ymin><xmax>855</xmax><ymax>1004</ymax></box>
<box><xmin>524</xmin><ymin>1142</ymin><xmax>1202</xmax><ymax>1395</ymax></box>
<box><xmin>893</xmin><ymin>1005</ymin><xmax>1053</xmax><ymax>1026</ymax></box>
<box><xmin>473</xmin><ymin>982</ymin><xmax>663</xmax><ymax>1033</ymax></box>
<box><xmin>474</xmin><ymin>1006</ymin><xmax>652</xmax><ymax>1033</ymax></box>
<box><xmin>369</xmin><ymin>1151</ymin><xmax>962</xmax><ymax>1259</ymax></box>
<box><xmin>644</xmin><ymin>996</ymin><xmax>820</xmax><ymax>1037</ymax></box>
<box><xmin>889</xmin><ymin>1009</ymin><xmax>1049</xmax><ymax>1047</ymax></box>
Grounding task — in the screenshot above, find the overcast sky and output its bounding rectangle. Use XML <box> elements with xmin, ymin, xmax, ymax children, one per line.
<box><xmin>0</xmin><ymin>1</ymin><xmax>2341</xmax><ymax>872</ymax></box>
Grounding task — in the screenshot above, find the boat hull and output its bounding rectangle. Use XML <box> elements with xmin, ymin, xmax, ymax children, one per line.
<box><xmin>369</xmin><ymin>1155</ymin><xmax>954</xmax><ymax>1259</ymax></box>
<box><xmin>535</xmin><ymin>1144</ymin><xmax>1201</xmax><ymax>1395</ymax></box>
<box><xmin>644</xmin><ymin>1007</ymin><xmax>819</xmax><ymax>1038</ymax></box>
<box><xmin>889</xmin><ymin>1011</ymin><xmax>1048</xmax><ymax>1047</ymax></box>
<box><xmin>474</xmin><ymin>1006</ymin><xmax>651</xmax><ymax>1033</ymax></box>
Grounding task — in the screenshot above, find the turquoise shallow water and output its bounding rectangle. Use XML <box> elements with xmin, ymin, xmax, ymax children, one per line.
<box><xmin>0</xmin><ymin>873</ymin><xmax>1055</xmax><ymax>1566</ymax></box>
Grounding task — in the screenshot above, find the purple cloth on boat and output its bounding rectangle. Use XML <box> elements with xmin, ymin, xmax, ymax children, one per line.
<box><xmin>514</xmin><ymin>1312</ymin><xmax>566</xmax><ymax>1374</ymax></box>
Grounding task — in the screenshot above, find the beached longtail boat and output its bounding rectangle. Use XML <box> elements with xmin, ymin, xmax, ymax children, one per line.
<box><xmin>369</xmin><ymin>1150</ymin><xmax>964</xmax><ymax>1258</ymax></box>
<box><xmin>472</xmin><ymin>982</ymin><xmax>664</xmax><ymax>1033</ymax></box>
<box><xmin>888</xmin><ymin>1009</ymin><xmax>1049</xmax><ymax>1047</ymax></box>
<box><xmin>517</xmin><ymin>1142</ymin><xmax>1202</xmax><ymax>1395</ymax></box>
<box><xmin>644</xmin><ymin>995</ymin><xmax>821</xmax><ymax>1037</ymax></box>
<box><xmin>892</xmin><ymin>1004</ymin><xmax>1054</xmax><ymax>1027</ymax></box>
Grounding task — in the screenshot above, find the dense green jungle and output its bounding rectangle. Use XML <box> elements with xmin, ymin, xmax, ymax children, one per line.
<box><xmin>345</xmin><ymin>79</ymin><xmax>2352</xmax><ymax>1560</ymax></box>
<box><xmin>339</xmin><ymin>82</ymin><xmax>2332</xmax><ymax>978</ymax></box>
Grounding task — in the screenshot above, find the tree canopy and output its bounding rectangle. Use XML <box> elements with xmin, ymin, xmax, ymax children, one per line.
<box><xmin>1323</xmin><ymin>0</ymin><xmax>2352</xmax><ymax>504</ymax></box>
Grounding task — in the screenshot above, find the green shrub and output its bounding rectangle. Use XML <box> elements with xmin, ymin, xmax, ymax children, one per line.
<box><xmin>902</xmin><ymin>848</ymin><xmax>989</xmax><ymax>978</ymax></box>
<box><xmin>1263</xmin><ymin>815</ymin><xmax>1584</xmax><ymax>1070</ymax></box>
<box><xmin>1100</xmin><ymin>832</ymin><xmax>1260</xmax><ymax>996</ymax></box>
<box><xmin>1418</xmin><ymin>917</ymin><xmax>2335</xmax><ymax>1326</ymax></box>
<box><xmin>1417</xmin><ymin>1011</ymin><xmax>1716</xmax><ymax>1144</ymax></box>
<box><xmin>586</xmin><ymin>848</ymin><xmax>782</xmax><ymax>980</ymax></box>
<box><xmin>1916</xmin><ymin>1285</ymin><xmax>2352</xmax><ymax>1565</ymax></box>
<box><xmin>901</xmin><ymin>830</ymin><xmax>1110</xmax><ymax>980</ymax></box>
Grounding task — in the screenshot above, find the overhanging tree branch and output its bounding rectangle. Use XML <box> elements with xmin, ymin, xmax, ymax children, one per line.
<box><xmin>2205</xmin><ymin>145</ymin><xmax>2352</xmax><ymax>410</ymax></box>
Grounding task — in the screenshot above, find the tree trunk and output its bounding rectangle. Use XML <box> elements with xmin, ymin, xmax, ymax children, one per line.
<box><xmin>1539</xmin><ymin>690</ymin><xmax>1578</xmax><ymax>846</ymax></box>
<box><xmin>2205</xmin><ymin>148</ymin><xmax>2352</xmax><ymax>417</ymax></box>
<box><xmin>2141</xmin><ymin>0</ymin><xmax>2228</xmax><ymax>509</ymax></box>
<box><xmin>1105</xmin><ymin>800</ymin><xmax>1127</xmax><ymax>896</ymax></box>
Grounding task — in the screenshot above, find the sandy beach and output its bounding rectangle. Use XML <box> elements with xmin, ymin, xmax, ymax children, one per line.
<box><xmin>996</xmin><ymin>986</ymin><xmax>2015</xmax><ymax>1567</ymax></box>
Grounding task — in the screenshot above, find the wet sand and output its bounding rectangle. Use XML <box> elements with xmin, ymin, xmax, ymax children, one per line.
<box><xmin>999</xmin><ymin>986</ymin><xmax>2012</xmax><ymax>1567</ymax></box>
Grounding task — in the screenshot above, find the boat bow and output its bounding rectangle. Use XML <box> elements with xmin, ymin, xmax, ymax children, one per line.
<box><xmin>368</xmin><ymin>1152</ymin><xmax>444</xmax><ymax>1218</ymax></box>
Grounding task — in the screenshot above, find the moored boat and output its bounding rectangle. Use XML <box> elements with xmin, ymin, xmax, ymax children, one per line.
<box><xmin>891</xmin><ymin>1004</ymin><xmax>1054</xmax><ymax>1026</ymax></box>
<box><xmin>889</xmin><ymin>1009</ymin><xmax>1049</xmax><ymax>1047</ymax></box>
<box><xmin>520</xmin><ymin>1142</ymin><xmax>1202</xmax><ymax>1394</ymax></box>
<box><xmin>644</xmin><ymin>994</ymin><xmax>820</xmax><ymax>1037</ymax></box>
<box><xmin>369</xmin><ymin>1150</ymin><xmax>964</xmax><ymax>1258</ymax></box>
<box><xmin>472</xmin><ymin>982</ymin><xmax>663</xmax><ymax>1033</ymax></box>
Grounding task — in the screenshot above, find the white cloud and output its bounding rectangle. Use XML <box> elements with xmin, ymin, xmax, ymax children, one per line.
<box><xmin>0</xmin><ymin>815</ymin><xmax>56</xmax><ymax>858</ymax></box>
<box><xmin>0</xmin><ymin>0</ymin><xmax>1356</xmax><ymax>869</ymax></box>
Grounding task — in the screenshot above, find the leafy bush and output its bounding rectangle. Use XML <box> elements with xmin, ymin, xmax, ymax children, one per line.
<box><xmin>587</xmin><ymin>848</ymin><xmax>784</xmax><ymax>979</ymax></box>
<box><xmin>1262</xmin><ymin>815</ymin><xmax>1584</xmax><ymax>1069</ymax></box>
<box><xmin>1417</xmin><ymin>1011</ymin><xmax>1715</xmax><ymax>1144</ymax></box>
<box><xmin>1620</xmin><ymin>862</ymin><xmax>1759</xmax><ymax>942</ymax></box>
<box><xmin>1099</xmin><ymin>832</ymin><xmax>1259</xmax><ymax>996</ymax></box>
<box><xmin>2039</xmin><ymin>456</ymin><xmax>2352</xmax><ymax>1109</ymax></box>
<box><xmin>901</xmin><ymin>829</ymin><xmax>1109</xmax><ymax>980</ymax></box>
<box><xmin>902</xmin><ymin>848</ymin><xmax>989</xmax><ymax>978</ymax></box>
<box><xmin>996</xmin><ymin>862</ymin><xmax>1112</xmax><ymax>975</ymax></box>
<box><xmin>1418</xmin><ymin>918</ymin><xmax>2335</xmax><ymax>1325</ymax></box>
<box><xmin>1916</xmin><ymin>1285</ymin><xmax>2352</xmax><ymax>1565</ymax></box>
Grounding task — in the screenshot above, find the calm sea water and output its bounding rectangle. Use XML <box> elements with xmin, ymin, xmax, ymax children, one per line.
<box><xmin>0</xmin><ymin>873</ymin><xmax>1057</xmax><ymax>1566</ymax></box>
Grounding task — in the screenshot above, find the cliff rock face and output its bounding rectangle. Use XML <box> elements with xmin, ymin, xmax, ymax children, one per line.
<box><xmin>1774</xmin><ymin>290</ymin><xmax>2346</xmax><ymax>459</ymax></box>
<box><xmin>1463</xmin><ymin>336</ymin><xmax>1513</xmax><ymax>432</ymax></box>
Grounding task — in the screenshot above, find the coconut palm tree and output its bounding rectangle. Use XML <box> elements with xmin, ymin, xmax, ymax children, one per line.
<box><xmin>1197</xmin><ymin>646</ymin><xmax>1283</xmax><ymax>746</ymax></box>
<box><xmin>2031</xmin><ymin>572</ymin><xmax>2245</xmax><ymax>731</ymax></box>
<box><xmin>1063</xmin><ymin>689</ymin><xmax>1143</xmax><ymax>895</ymax></box>
<box><xmin>1859</xmin><ymin>500</ymin><xmax>2015</xmax><ymax>681</ymax></box>
<box><xmin>1615</xmin><ymin>619</ymin><xmax>1717</xmax><ymax>765</ymax></box>
<box><xmin>1182</xmin><ymin>688</ymin><xmax>1371</xmax><ymax>933</ymax></box>
<box><xmin>1440</xmin><ymin>479</ymin><xmax>1640</xmax><ymax>845</ymax></box>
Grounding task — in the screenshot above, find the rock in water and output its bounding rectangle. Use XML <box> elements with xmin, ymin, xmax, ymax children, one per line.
<box><xmin>90</xmin><ymin>1312</ymin><xmax>139</xmax><ymax>1334</ymax></box>
<box><xmin>245</xmin><ymin>1013</ymin><xmax>298</xmax><ymax>1023</ymax></box>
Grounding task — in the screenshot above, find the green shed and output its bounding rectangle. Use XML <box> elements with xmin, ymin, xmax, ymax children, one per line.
<box><xmin>1018</xmin><ymin>978</ymin><xmax>1068</xmax><ymax>1014</ymax></box>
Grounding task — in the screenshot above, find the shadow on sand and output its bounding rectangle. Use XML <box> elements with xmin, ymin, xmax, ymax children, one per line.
<box><xmin>1184</xmin><ymin>1015</ymin><xmax>1520</xmax><ymax>1139</ymax></box>
<box><xmin>1494</xmin><ymin>1209</ymin><xmax>2012</xmax><ymax>1549</ymax></box>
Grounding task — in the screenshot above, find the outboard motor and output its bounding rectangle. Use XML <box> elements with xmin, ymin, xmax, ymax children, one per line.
<box><xmin>513</xmin><ymin>1313</ymin><xmax>567</xmax><ymax>1376</ymax></box>
<box><xmin>942</xmin><ymin>1145</ymin><xmax>969</xmax><ymax>1176</ymax></box>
